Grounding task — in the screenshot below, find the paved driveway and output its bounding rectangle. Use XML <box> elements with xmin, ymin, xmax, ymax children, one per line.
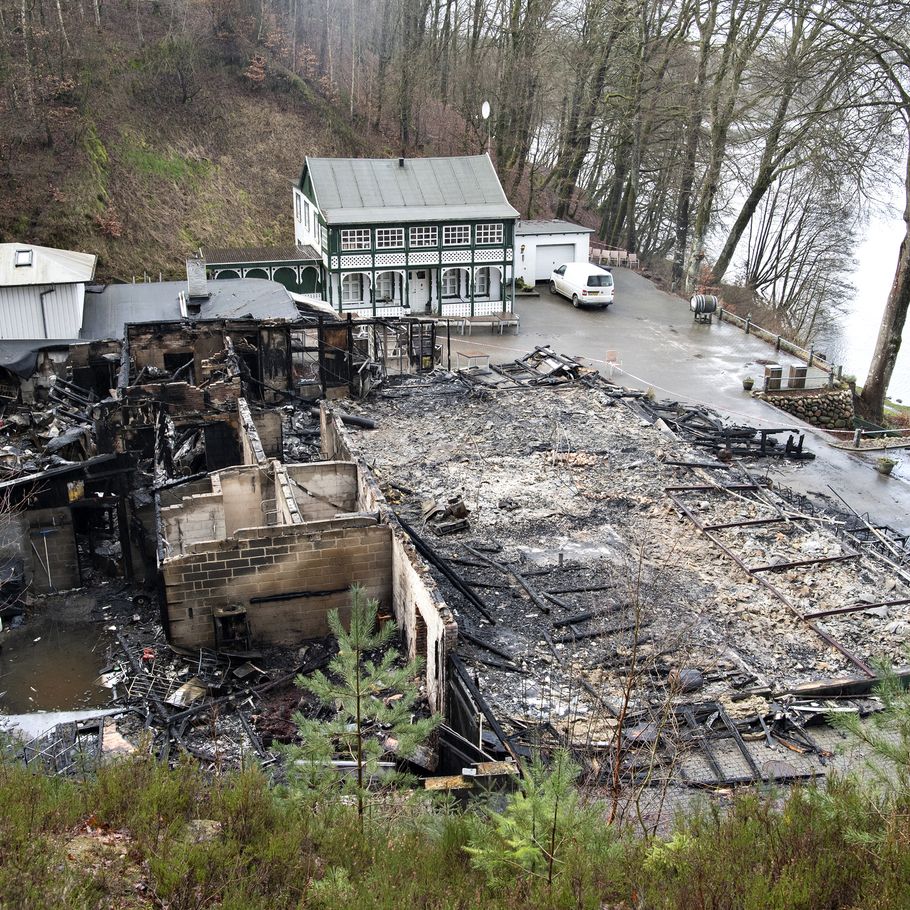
<box><xmin>445</xmin><ymin>269</ymin><xmax>910</xmax><ymax>532</ymax></box>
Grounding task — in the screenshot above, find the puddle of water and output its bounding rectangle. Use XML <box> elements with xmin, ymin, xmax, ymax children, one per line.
<box><xmin>0</xmin><ymin>615</ymin><xmax>112</xmax><ymax>714</ymax></box>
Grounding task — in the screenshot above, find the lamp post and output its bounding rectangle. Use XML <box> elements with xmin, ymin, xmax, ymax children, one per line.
<box><xmin>481</xmin><ymin>100</ymin><xmax>491</xmax><ymax>154</ymax></box>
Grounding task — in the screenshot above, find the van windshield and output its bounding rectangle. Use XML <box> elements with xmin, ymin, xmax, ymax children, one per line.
<box><xmin>587</xmin><ymin>274</ymin><xmax>613</xmax><ymax>287</ymax></box>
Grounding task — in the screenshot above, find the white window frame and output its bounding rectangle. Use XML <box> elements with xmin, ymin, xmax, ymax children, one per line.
<box><xmin>341</xmin><ymin>273</ymin><xmax>365</xmax><ymax>304</ymax></box>
<box><xmin>409</xmin><ymin>226</ymin><xmax>438</xmax><ymax>248</ymax></box>
<box><xmin>14</xmin><ymin>249</ymin><xmax>33</xmax><ymax>267</ymax></box>
<box><xmin>303</xmin><ymin>200</ymin><xmax>310</xmax><ymax>232</ymax></box>
<box><xmin>341</xmin><ymin>228</ymin><xmax>371</xmax><ymax>251</ymax></box>
<box><xmin>475</xmin><ymin>223</ymin><xmax>503</xmax><ymax>245</ymax></box>
<box><xmin>475</xmin><ymin>268</ymin><xmax>489</xmax><ymax>296</ymax></box>
<box><xmin>375</xmin><ymin>228</ymin><xmax>404</xmax><ymax>249</ymax></box>
<box><xmin>294</xmin><ymin>193</ymin><xmax>302</xmax><ymax>222</ymax></box>
<box><xmin>375</xmin><ymin>272</ymin><xmax>396</xmax><ymax>301</ymax></box>
<box><xmin>320</xmin><ymin>225</ymin><xmax>328</xmax><ymax>251</ymax></box>
<box><xmin>442</xmin><ymin>224</ymin><xmax>470</xmax><ymax>246</ymax></box>
<box><xmin>441</xmin><ymin>271</ymin><xmax>460</xmax><ymax>297</ymax></box>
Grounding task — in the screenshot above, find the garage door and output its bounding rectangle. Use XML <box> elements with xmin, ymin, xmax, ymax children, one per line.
<box><xmin>535</xmin><ymin>244</ymin><xmax>576</xmax><ymax>281</ymax></box>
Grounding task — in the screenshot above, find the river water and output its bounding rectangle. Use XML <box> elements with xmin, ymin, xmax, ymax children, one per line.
<box><xmin>818</xmin><ymin>211</ymin><xmax>910</xmax><ymax>403</ymax></box>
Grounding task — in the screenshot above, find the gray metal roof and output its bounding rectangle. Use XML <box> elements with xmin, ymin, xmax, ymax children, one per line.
<box><xmin>515</xmin><ymin>220</ymin><xmax>593</xmax><ymax>236</ymax></box>
<box><xmin>204</xmin><ymin>245</ymin><xmax>321</xmax><ymax>266</ymax></box>
<box><xmin>304</xmin><ymin>155</ymin><xmax>519</xmax><ymax>225</ymax></box>
<box><xmin>80</xmin><ymin>278</ymin><xmax>300</xmax><ymax>341</ymax></box>
<box><xmin>0</xmin><ymin>243</ymin><xmax>96</xmax><ymax>287</ymax></box>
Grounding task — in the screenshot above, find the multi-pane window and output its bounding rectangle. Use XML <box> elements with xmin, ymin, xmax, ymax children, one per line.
<box><xmin>376</xmin><ymin>272</ymin><xmax>395</xmax><ymax>301</ymax></box>
<box><xmin>341</xmin><ymin>229</ymin><xmax>371</xmax><ymax>251</ymax></box>
<box><xmin>441</xmin><ymin>270</ymin><xmax>460</xmax><ymax>297</ymax></box>
<box><xmin>475</xmin><ymin>268</ymin><xmax>489</xmax><ymax>296</ymax></box>
<box><xmin>409</xmin><ymin>226</ymin><xmax>438</xmax><ymax>247</ymax></box>
<box><xmin>320</xmin><ymin>225</ymin><xmax>328</xmax><ymax>251</ymax></box>
<box><xmin>375</xmin><ymin>228</ymin><xmax>404</xmax><ymax>249</ymax></box>
<box><xmin>475</xmin><ymin>223</ymin><xmax>503</xmax><ymax>245</ymax></box>
<box><xmin>341</xmin><ymin>273</ymin><xmax>365</xmax><ymax>304</ymax></box>
<box><xmin>442</xmin><ymin>224</ymin><xmax>470</xmax><ymax>246</ymax></box>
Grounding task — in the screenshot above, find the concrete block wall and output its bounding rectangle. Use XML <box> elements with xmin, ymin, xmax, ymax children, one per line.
<box><xmin>286</xmin><ymin>461</ymin><xmax>359</xmax><ymax>520</ymax></box>
<box><xmin>163</xmin><ymin>519</ymin><xmax>392</xmax><ymax>648</ymax></box>
<box><xmin>252</xmin><ymin>409</ymin><xmax>283</xmax><ymax>458</ymax></box>
<box><xmin>160</xmin><ymin>491</ymin><xmax>225</xmax><ymax>556</ymax></box>
<box><xmin>238</xmin><ymin>398</ymin><xmax>268</xmax><ymax>466</ymax></box>
<box><xmin>25</xmin><ymin>507</ymin><xmax>80</xmax><ymax>593</ymax></box>
<box><xmin>321</xmin><ymin>399</ymin><xmax>459</xmax><ymax>711</ymax></box>
<box><xmin>273</xmin><ymin>462</ymin><xmax>304</xmax><ymax>526</ymax></box>
<box><xmin>219</xmin><ymin>466</ymin><xmax>268</xmax><ymax>535</ymax></box>
<box><xmin>353</xmin><ymin>461</ymin><xmax>456</xmax><ymax>713</ymax></box>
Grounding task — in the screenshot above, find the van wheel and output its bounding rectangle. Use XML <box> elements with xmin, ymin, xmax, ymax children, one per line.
<box><xmin>548</xmin><ymin>281</ymin><xmax>556</xmax><ymax>295</ymax></box>
<box><xmin>572</xmin><ymin>295</ymin><xmax>580</xmax><ymax>308</ymax></box>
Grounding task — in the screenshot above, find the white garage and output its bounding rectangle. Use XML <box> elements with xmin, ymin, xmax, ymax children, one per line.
<box><xmin>515</xmin><ymin>220</ymin><xmax>593</xmax><ymax>286</ymax></box>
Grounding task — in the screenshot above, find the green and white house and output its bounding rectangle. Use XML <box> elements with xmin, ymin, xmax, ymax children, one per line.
<box><xmin>293</xmin><ymin>155</ymin><xmax>519</xmax><ymax>318</ymax></box>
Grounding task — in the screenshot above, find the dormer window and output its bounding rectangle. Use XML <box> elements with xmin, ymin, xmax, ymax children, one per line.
<box><xmin>14</xmin><ymin>249</ymin><xmax>32</xmax><ymax>267</ymax></box>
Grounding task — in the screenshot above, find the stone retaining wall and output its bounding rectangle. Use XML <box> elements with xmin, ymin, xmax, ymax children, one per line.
<box><xmin>760</xmin><ymin>388</ymin><xmax>854</xmax><ymax>429</ymax></box>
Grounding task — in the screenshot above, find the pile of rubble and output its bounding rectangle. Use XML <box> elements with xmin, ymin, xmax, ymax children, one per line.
<box><xmin>344</xmin><ymin>362</ymin><xmax>908</xmax><ymax>793</ymax></box>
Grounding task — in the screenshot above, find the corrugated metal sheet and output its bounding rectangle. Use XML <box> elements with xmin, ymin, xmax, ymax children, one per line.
<box><xmin>0</xmin><ymin>283</ymin><xmax>84</xmax><ymax>339</ymax></box>
<box><xmin>305</xmin><ymin>155</ymin><xmax>519</xmax><ymax>225</ymax></box>
<box><xmin>0</xmin><ymin>244</ymin><xmax>96</xmax><ymax>287</ymax></box>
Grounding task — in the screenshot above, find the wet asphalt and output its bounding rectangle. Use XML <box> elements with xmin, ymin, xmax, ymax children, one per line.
<box><xmin>446</xmin><ymin>269</ymin><xmax>910</xmax><ymax>533</ymax></box>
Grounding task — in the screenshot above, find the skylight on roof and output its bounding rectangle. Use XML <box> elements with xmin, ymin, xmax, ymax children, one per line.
<box><xmin>14</xmin><ymin>249</ymin><xmax>33</xmax><ymax>267</ymax></box>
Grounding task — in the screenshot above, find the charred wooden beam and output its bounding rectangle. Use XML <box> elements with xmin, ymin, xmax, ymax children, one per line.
<box><xmin>803</xmin><ymin>597</ymin><xmax>910</xmax><ymax>620</ymax></box>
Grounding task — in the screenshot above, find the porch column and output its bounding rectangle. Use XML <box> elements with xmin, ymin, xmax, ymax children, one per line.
<box><xmin>469</xmin><ymin>268</ymin><xmax>475</xmax><ymax>317</ymax></box>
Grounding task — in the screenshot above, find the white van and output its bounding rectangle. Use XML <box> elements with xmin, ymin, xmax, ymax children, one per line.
<box><xmin>549</xmin><ymin>263</ymin><xmax>614</xmax><ymax>309</ymax></box>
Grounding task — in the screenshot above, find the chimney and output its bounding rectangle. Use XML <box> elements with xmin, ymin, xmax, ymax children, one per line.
<box><xmin>186</xmin><ymin>251</ymin><xmax>209</xmax><ymax>300</ymax></box>
<box><xmin>399</xmin><ymin>156</ymin><xmax>405</xmax><ymax>168</ymax></box>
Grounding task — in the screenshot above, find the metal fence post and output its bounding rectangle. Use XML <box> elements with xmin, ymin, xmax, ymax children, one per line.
<box><xmin>745</xmin><ymin>314</ymin><xmax>751</xmax><ymax>335</ymax></box>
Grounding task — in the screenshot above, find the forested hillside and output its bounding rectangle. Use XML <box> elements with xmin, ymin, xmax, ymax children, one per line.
<box><xmin>2</xmin><ymin>0</ymin><xmax>909</xmax><ymax>413</ymax></box>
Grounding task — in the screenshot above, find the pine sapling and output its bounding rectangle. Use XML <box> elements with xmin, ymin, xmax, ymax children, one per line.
<box><xmin>285</xmin><ymin>584</ymin><xmax>438</xmax><ymax>828</ymax></box>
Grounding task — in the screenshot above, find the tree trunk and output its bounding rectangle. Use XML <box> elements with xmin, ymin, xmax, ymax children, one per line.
<box><xmin>859</xmin><ymin>132</ymin><xmax>910</xmax><ymax>420</ymax></box>
<box><xmin>671</xmin><ymin>5</ymin><xmax>715</xmax><ymax>290</ymax></box>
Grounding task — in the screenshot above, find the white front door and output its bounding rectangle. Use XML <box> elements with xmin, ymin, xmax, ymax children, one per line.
<box><xmin>409</xmin><ymin>270</ymin><xmax>429</xmax><ymax>311</ymax></box>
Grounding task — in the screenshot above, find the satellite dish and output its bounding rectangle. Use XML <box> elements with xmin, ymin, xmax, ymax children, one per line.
<box><xmin>481</xmin><ymin>101</ymin><xmax>491</xmax><ymax>120</ymax></box>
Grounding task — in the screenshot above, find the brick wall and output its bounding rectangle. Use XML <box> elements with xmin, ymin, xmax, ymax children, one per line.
<box><xmin>163</xmin><ymin>519</ymin><xmax>392</xmax><ymax>648</ymax></box>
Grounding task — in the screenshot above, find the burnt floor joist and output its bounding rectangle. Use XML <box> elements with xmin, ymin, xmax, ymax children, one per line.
<box><xmin>667</xmin><ymin>490</ymin><xmax>875</xmax><ymax>678</ymax></box>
